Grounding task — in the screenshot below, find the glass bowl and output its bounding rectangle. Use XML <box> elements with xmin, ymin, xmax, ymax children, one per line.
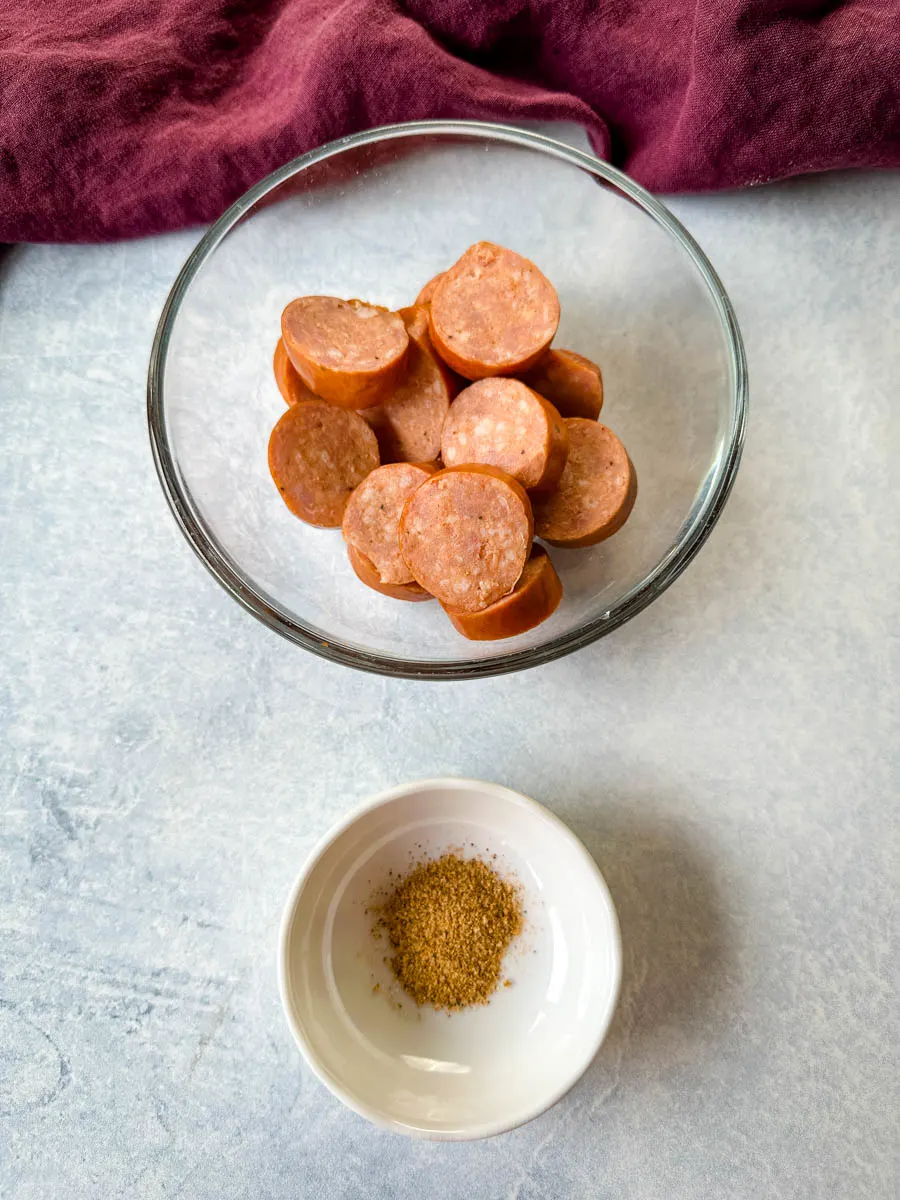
<box><xmin>148</xmin><ymin>121</ymin><xmax>747</xmax><ymax>679</ymax></box>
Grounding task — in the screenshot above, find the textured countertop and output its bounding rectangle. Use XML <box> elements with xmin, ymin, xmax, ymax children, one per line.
<box><xmin>1</xmin><ymin>130</ymin><xmax>898</xmax><ymax>1197</ymax></box>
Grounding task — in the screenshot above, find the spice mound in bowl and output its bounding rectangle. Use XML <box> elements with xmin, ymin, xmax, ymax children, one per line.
<box><xmin>278</xmin><ymin>778</ymin><xmax>621</xmax><ymax>1140</ymax></box>
<box><xmin>374</xmin><ymin>852</ymin><xmax>523</xmax><ymax>1011</ymax></box>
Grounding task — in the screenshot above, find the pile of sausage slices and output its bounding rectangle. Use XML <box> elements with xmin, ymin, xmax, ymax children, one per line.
<box><xmin>269</xmin><ymin>242</ymin><xmax>636</xmax><ymax>642</ymax></box>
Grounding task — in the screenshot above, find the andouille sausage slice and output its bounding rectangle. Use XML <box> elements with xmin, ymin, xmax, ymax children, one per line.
<box><xmin>273</xmin><ymin>337</ymin><xmax>318</xmax><ymax>407</ymax></box>
<box><xmin>347</xmin><ymin>544</ymin><xmax>432</xmax><ymax>602</ymax></box>
<box><xmin>268</xmin><ymin>401</ymin><xmax>380</xmax><ymax>527</ymax></box>
<box><xmin>443</xmin><ymin>545</ymin><xmax>562</xmax><ymax>640</ymax></box>
<box><xmin>395</xmin><ymin>304</ymin><xmax>431</xmax><ymax>345</ymax></box>
<box><xmin>532</xmin><ymin>420</ymin><xmax>636</xmax><ymax>547</ymax></box>
<box><xmin>520</xmin><ymin>350</ymin><xmax>604</xmax><ymax>421</ymax></box>
<box><xmin>429</xmin><ymin>242</ymin><xmax>560</xmax><ymax>380</ymax></box>
<box><xmin>399</xmin><ymin>464</ymin><xmax>533</xmax><ymax>613</ymax></box>
<box><xmin>342</xmin><ymin>461</ymin><xmax>438</xmax><ymax>585</ymax></box>
<box><xmin>359</xmin><ymin>309</ymin><xmax>458</xmax><ymax>464</ymax></box>
<box><xmin>281</xmin><ymin>296</ymin><xmax>409</xmax><ymax>410</ymax></box>
<box><xmin>441</xmin><ymin>378</ymin><xmax>569</xmax><ymax>493</ymax></box>
<box><xmin>414</xmin><ymin>272</ymin><xmax>445</xmax><ymax>306</ymax></box>
<box><xmin>399</xmin><ymin>303</ymin><xmax>466</xmax><ymax>395</ymax></box>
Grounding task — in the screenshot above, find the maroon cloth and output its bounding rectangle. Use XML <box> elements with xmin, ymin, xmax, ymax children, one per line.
<box><xmin>1</xmin><ymin>0</ymin><xmax>898</xmax><ymax>242</ymax></box>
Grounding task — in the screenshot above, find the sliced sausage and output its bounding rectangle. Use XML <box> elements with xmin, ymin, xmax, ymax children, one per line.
<box><xmin>360</xmin><ymin>307</ymin><xmax>459</xmax><ymax>463</ymax></box>
<box><xmin>415</xmin><ymin>272</ymin><xmax>445</xmax><ymax>306</ymax></box>
<box><xmin>399</xmin><ymin>464</ymin><xmax>533</xmax><ymax>612</ymax></box>
<box><xmin>281</xmin><ymin>296</ymin><xmax>409</xmax><ymax>410</ymax></box>
<box><xmin>397</xmin><ymin>304</ymin><xmax>462</xmax><ymax>392</ymax></box>
<box><xmin>441</xmin><ymin>378</ymin><xmax>568</xmax><ymax>493</ymax></box>
<box><xmin>396</xmin><ymin>304</ymin><xmax>430</xmax><ymax>344</ymax></box>
<box><xmin>532</xmin><ymin>420</ymin><xmax>636</xmax><ymax>547</ymax></box>
<box><xmin>400</xmin><ymin>303</ymin><xmax>467</xmax><ymax>397</ymax></box>
<box><xmin>428</xmin><ymin>242</ymin><xmax>560</xmax><ymax>380</ymax></box>
<box><xmin>520</xmin><ymin>349</ymin><xmax>604</xmax><ymax>421</ymax></box>
<box><xmin>443</xmin><ymin>545</ymin><xmax>562</xmax><ymax>640</ymax></box>
<box><xmin>347</xmin><ymin>544</ymin><xmax>432</xmax><ymax>603</ymax></box>
<box><xmin>342</xmin><ymin>462</ymin><xmax>438</xmax><ymax>585</ymax></box>
<box><xmin>273</xmin><ymin>337</ymin><xmax>317</xmax><ymax>407</ymax></box>
<box><xmin>268</xmin><ymin>401</ymin><xmax>380</xmax><ymax>527</ymax></box>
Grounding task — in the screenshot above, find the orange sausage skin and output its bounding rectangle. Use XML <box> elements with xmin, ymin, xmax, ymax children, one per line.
<box><xmin>347</xmin><ymin>544</ymin><xmax>432</xmax><ymax>602</ymax></box>
<box><xmin>268</xmin><ymin>401</ymin><xmax>380</xmax><ymax>527</ymax></box>
<box><xmin>399</xmin><ymin>464</ymin><xmax>534</xmax><ymax>612</ymax></box>
<box><xmin>396</xmin><ymin>304</ymin><xmax>463</xmax><ymax>396</ymax></box>
<box><xmin>440</xmin><ymin>379</ymin><xmax>568</xmax><ymax>494</ymax></box>
<box><xmin>533</xmin><ymin>420</ymin><xmax>636</xmax><ymax>548</ymax></box>
<box><xmin>443</xmin><ymin>546</ymin><xmax>562</xmax><ymax>640</ymax></box>
<box><xmin>281</xmin><ymin>297</ymin><xmax>409</xmax><ymax>410</ymax></box>
<box><xmin>273</xmin><ymin>338</ymin><xmax>318</xmax><ymax>407</ymax></box>
<box><xmin>539</xmin><ymin>466</ymin><xmax>636</xmax><ymax>548</ymax></box>
<box><xmin>414</xmin><ymin>272</ymin><xmax>445</xmax><ymax>306</ymax></box>
<box><xmin>520</xmin><ymin>350</ymin><xmax>604</xmax><ymax>421</ymax></box>
<box><xmin>428</xmin><ymin>243</ymin><xmax>560</xmax><ymax>381</ymax></box>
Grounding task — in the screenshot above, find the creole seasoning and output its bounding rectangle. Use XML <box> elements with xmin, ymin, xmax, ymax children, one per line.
<box><xmin>375</xmin><ymin>852</ymin><xmax>523</xmax><ymax>1011</ymax></box>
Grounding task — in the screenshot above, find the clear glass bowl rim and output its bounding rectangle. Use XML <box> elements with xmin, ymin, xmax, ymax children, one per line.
<box><xmin>147</xmin><ymin>119</ymin><xmax>748</xmax><ymax>681</ymax></box>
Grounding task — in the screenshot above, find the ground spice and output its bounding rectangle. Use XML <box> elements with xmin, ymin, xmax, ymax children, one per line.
<box><xmin>375</xmin><ymin>852</ymin><xmax>523</xmax><ymax>1011</ymax></box>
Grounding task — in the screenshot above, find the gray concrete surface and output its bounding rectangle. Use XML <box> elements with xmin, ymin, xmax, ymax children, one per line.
<box><xmin>1</xmin><ymin>145</ymin><xmax>898</xmax><ymax>1196</ymax></box>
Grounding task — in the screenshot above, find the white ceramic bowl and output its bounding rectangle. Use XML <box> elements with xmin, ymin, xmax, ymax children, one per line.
<box><xmin>278</xmin><ymin>778</ymin><xmax>622</xmax><ymax>1139</ymax></box>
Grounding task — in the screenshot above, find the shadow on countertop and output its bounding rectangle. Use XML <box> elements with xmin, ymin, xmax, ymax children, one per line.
<box><xmin>561</xmin><ymin>796</ymin><xmax>735</xmax><ymax>1110</ymax></box>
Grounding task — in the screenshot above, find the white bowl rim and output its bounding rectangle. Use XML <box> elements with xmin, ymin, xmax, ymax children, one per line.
<box><xmin>277</xmin><ymin>775</ymin><xmax>623</xmax><ymax>1140</ymax></box>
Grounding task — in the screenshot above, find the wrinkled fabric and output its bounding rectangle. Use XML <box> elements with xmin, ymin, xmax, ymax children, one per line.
<box><xmin>0</xmin><ymin>0</ymin><xmax>897</xmax><ymax>242</ymax></box>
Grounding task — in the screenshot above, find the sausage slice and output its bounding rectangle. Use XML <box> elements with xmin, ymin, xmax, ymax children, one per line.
<box><xmin>429</xmin><ymin>242</ymin><xmax>560</xmax><ymax>380</ymax></box>
<box><xmin>360</xmin><ymin>306</ymin><xmax>459</xmax><ymax>464</ymax></box>
<box><xmin>415</xmin><ymin>272</ymin><xmax>445</xmax><ymax>306</ymax></box>
<box><xmin>342</xmin><ymin>462</ymin><xmax>438</xmax><ymax>585</ymax></box>
<box><xmin>268</xmin><ymin>401</ymin><xmax>380</xmax><ymax>527</ymax></box>
<box><xmin>441</xmin><ymin>378</ymin><xmax>568</xmax><ymax>493</ymax></box>
<box><xmin>347</xmin><ymin>544</ymin><xmax>432</xmax><ymax>602</ymax></box>
<box><xmin>273</xmin><ymin>337</ymin><xmax>317</xmax><ymax>407</ymax></box>
<box><xmin>532</xmin><ymin>420</ymin><xmax>636</xmax><ymax>547</ymax></box>
<box><xmin>399</xmin><ymin>465</ymin><xmax>533</xmax><ymax>612</ymax></box>
<box><xmin>520</xmin><ymin>349</ymin><xmax>604</xmax><ymax>421</ymax></box>
<box><xmin>443</xmin><ymin>545</ymin><xmax>562</xmax><ymax>640</ymax></box>
<box><xmin>400</xmin><ymin>302</ymin><xmax>466</xmax><ymax>393</ymax></box>
<box><xmin>281</xmin><ymin>296</ymin><xmax>409</xmax><ymax>410</ymax></box>
<box><xmin>396</xmin><ymin>304</ymin><xmax>432</xmax><ymax>345</ymax></box>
